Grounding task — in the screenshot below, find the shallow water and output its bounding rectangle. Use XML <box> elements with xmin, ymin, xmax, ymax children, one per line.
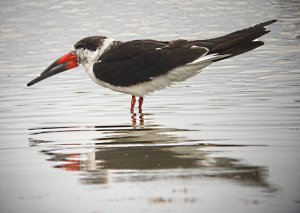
<box><xmin>0</xmin><ymin>0</ymin><xmax>300</xmax><ymax>212</ymax></box>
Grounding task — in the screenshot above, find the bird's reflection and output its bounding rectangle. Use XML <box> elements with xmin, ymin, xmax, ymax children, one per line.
<box><xmin>131</xmin><ymin>112</ymin><xmax>144</xmax><ymax>126</ymax></box>
<box><xmin>28</xmin><ymin>119</ymin><xmax>275</xmax><ymax>191</ymax></box>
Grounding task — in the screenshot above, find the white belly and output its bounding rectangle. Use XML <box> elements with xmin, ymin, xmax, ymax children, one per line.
<box><xmin>84</xmin><ymin>54</ymin><xmax>226</xmax><ymax>97</ymax></box>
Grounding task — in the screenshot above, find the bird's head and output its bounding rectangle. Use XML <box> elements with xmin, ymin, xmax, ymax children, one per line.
<box><xmin>27</xmin><ymin>36</ymin><xmax>109</xmax><ymax>87</ymax></box>
<box><xmin>72</xmin><ymin>36</ymin><xmax>109</xmax><ymax>67</ymax></box>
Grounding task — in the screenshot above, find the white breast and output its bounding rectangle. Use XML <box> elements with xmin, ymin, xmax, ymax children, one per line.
<box><xmin>82</xmin><ymin>39</ymin><xmax>229</xmax><ymax>97</ymax></box>
<box><xmin>84</xmin><ymin>54</ymin><xmax>228</xmax><ymax>97</ymax></box>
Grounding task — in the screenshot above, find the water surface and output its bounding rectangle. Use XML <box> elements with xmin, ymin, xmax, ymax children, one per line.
<box><xmin>0</xmin><ymin>0</ymin><xmax>300</xmax><ymax>212</ymax></box>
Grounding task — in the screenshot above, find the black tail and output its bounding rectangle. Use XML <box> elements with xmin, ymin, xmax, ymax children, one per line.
<box><xmin>196</xmin><ymin>20</ymin><xmax>277</xmax><ymax>61</ymax></box>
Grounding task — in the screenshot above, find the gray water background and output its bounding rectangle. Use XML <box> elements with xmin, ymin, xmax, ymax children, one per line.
<box><xmin>0</xmin><ymin>0</ymin><xmax>300</xmax><ymax>212</ymax></box>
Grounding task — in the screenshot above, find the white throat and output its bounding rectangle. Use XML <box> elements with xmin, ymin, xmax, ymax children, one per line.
<box><xmin>74</xmin><ymin>38</ymin><xmax>115</xmax><ymax>69</ymax></box>
<box><xmin>77</xmin><ymin>38</ymin><xmax>115</xmax><ymax>85</ymax></box>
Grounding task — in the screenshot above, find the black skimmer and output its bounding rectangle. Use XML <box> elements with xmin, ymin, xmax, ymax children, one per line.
<box><xmin>27</xmin><ymin>20</ymin><xmax>276</xmax><ymax>112</ymax></box>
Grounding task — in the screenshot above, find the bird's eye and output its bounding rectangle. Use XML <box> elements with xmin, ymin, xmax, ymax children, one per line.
<box><xmin>75</xmin><ymin>43</ymin><xmax>84</xmax><ymax>49</ymax></box>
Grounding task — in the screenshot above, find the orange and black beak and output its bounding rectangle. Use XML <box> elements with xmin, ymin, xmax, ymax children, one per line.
<box><xmin>27</xmin><ymin>52</ymin><xmax>78</xmax><ymax>86</ymax></box>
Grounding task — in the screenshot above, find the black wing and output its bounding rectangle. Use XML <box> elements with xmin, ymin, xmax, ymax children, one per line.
<box><xmin>93</xmin><ymin>40</ymin><xmax>208</xmax><ymax>87</ymax></box>
<box><xmin>193</xmin><ymin>20</ymin><xmax>277</xmax><ymax>60</ymax></box>
<box><xmin>93</xmin><ymin>20</ymin><xmax>276</xmax><ymax>87</ymax></box>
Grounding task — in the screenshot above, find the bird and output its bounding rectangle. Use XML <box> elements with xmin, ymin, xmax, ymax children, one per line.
<box><xmin>27</xmin><ymin>20</ymin><xmax>277</xmax><ymax>113</ymax></box>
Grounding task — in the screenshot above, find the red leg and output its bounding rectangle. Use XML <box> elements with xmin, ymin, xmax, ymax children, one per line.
<box><xmin>130</xmin><ymin>95</ymin><xmax>136</xmax><ymax>113</ymax></box>
<box><xmin>138</xmin><ymin>97</ymin><xmax>144</xmax><ymax>113</ymax></box>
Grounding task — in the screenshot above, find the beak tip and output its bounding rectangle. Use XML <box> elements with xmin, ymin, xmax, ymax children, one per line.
<box><xmin>27</xmin><ymin>52</ymin><xmax>77</xmax><ymax>88</ymax></box>
<box><xmin>27</xmin><ymin>80</ymin><xmax>35</xmax><ymax>87</ymax></box>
